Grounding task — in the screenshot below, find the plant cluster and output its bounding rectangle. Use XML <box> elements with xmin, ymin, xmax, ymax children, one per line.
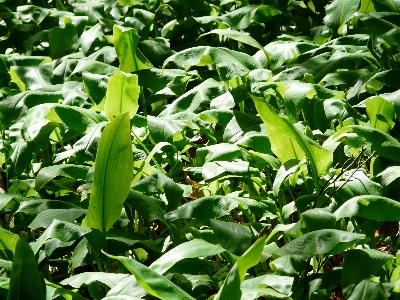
<box><xmin>0</xmin><ymin>0</ymin><xmax>400</xmax><ymax>299</ymax></box>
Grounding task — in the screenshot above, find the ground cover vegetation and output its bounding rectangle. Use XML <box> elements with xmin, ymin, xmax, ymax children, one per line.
<box><xmin>1</xmin><ymin>0</ymin><xmax>400</xmax><ymax>299</ymax></box>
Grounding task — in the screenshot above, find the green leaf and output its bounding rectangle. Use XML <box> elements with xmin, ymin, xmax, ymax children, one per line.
<box><xmin>252</xmin><ymin>96</ymin><xmax>332</xmax><ymax>181</ymax></box>
<box><xmin>113</xmin><ymin>25</ymin><xmax>153</xmax><ymax>72</ymax></box>
<box><xmin>10</xmin><ymin>64</ymin><xmax>53</xmax><ymax>91</ymax></box>
<box><xmin>83</xmin><ymin>72</ymin><xmax>108</xmax><ymax>105</ymax></box>
<box><xmin>324</xmin><ymin>0</ymin><xmax>361</xmax><ymax>34</ymax></box>
<box><xmin>163</xmin><ymin>46</ymin><xmax>262</xmax><ymax>81</ymax></box>
<box><xmin>214</xmin><ymin>236</ymin><xmax>266</xmax><ymax>300</ymax></box>
<box><xmin>61</xmin><ymin>272</ymin><xmax>130</xmax><ymax>289</ymax></box>
<box><xmin>220</xmin><ymin>5</ymin><xmax>281</xmax><ymax>30</ymax></box>
<box><xmin>334</xmin><ymin>195</ymin><xmax>400</xmax><ymax>221</ymax></box>
<box><xmin>347</xmin><ymin>280</ymin><xmax>392</xmax><ymax>300</ymax></box>
<box><xmin>300</xmin><ymin>208</ymin><xmax>336</xmax><ymax>233</ymax></box>
<box><xmin>82</xmin><ymin>113</ymin><xmax>133</xmax><ymax>233</ymax></box>
<box><xmin>366</xmin><ymin>96</ymin><xmax>395</xmax><ymax>133</ymax></box>
<box><xmin>0</xmin><ymin>228</ymin><xmax>19</xmax><ymax>260</ymax></box>
<box><xmin>199</xmin><ymin>29</ymin><xmax>269</xmax><ymax>57</ymax></box>
<box><xmin>49</xmin><ymin>17</ymin><xmax>79</xmax><ymax>59</ymax></box>
<box><xmin>150</xmin><ymin>239</ymin><xmax>225</xmax><ymax>274</ymax></box>
<box><xmin>104</xmin><ymin>252</ymin><xmax>196</xmax><ymax>300</ymax></box>
<box><xmin>29</xmin><ymin>209</ymin><xmax>87</xmax><ymax>228</ymax></box>
<box><xmin>210</xmin><ymin>219</ymin><xmax>251</xmax><ymax>256</ymax></box>
<box><xmin>104</xmin><ymin>71</ymin><xmax>140</xmax><ymax>119</ymax></box>
<box><xmin>335</xmin><ymin>125</ymin><xmax>400</xmax><ymax>162</ymax></box>
<box><xmin>275</xmin><ymin>229</ymin><xmax>365</xmax><ymax>259</ymax></box>
<box><xmin>126</xmin><ymin>190</ymin><xmax>166</xmax><ymax>222</ymax></box>
<box><xmin>356</xmin><ymin>12</ymin><xmax>400</xmax><ymax>48</ymax></box>
<box><xmin>342</xmin><ymin>249</ymin><xmax>393</xmax><ymax>298</ymax></box>
<box><xmin>32</xmin><ymin>220</ymin><xmax>92</xmax><ymax>254</ymax></box>
<box><xmin>165</xmin><ymin>196</ymin><xmax>278</xmax><ymax>221</ymax></box>
<box><xmin>371</xmin><ymin>0</ymin><xmax>400</xmax><ymax>12</ymax></box>
<box><xmin>35</xmin><ymin>164</ymin><xmax>90</xmax><ymax>191</ymax></box>
<box><xmin>376</xmin><ymin>166</ymin><xmax>400</xmax><ymax>186</ymax></box>
<box><xmin>7</xmin><ymin>238</ymin><xmax>45</xmax><ymax>300</ymax></box>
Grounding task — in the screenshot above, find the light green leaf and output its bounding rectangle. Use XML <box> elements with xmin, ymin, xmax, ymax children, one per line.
<box><xmin>199</xmin><ymin>29</ymin><xmax>270</xmax><ymax>58</ymax></box>
<box><xmin>252</xmin><ymin>96</ymin><xmax>332</xmax><ymax>181</ymax></box>
<box><xmin>104</xmin><ymin>252</ymin><xmax>195</xmax><ymax>300</ymax></box>
<box><xmin>366</xmin><ymin>96</ymin><xmax>395</xmax><ymax>133</ymax></box>
<box><xmin>334</xmin><ymin>195</ymin><xmax>400</xmax><ymax>221</ymax></box>
<box><xmin>214</xmin><ymin>236</ymin><xmax>266</xmax><ymax>300</ymax></box>
<box><xmin>61</xmin><ymin>272</ymin><xmax>130</xmax><ymax>289</ymax></box>
<box><xmin>113</xmin><ymin>25</ymin><xmax>153</xmax><ymax>72</ymax></box>
<box><xmin>163</xmin><ymin>46</ymin><xmax>262</xmax><ymax>81</ymax></box>
<box><xmin>150</xmin><ymin>239</ymin><xmax>225</xmax><ymax>274</ymax></box>
<box><xmin>104</xmin><ymin>71</ymin><xmax>140</xmax><ymax>119</ymax></box>
<box><xmin>275</xmin><ymin>229</ymin><xmax>365</xmax><ymax>259</ymax></box>
<box><xmin>82</xmin><ymin>113</ymin><xmax>133</xmax><ymax>233</ymax></box>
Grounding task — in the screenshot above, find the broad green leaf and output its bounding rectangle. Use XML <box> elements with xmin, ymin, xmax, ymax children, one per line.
<box><xmin>324</xmin><ymin>0</ymin><xmax>361</xmax><ymax>34</ymax></box>
<box><xmin>35</xmin><ymin>164</ymin><xmax>90</xmax><ymax>191</ymax></box>
<box><xmin>334</xmin><ymin>195</ymin><xmax>400</xmax><ymax>221</ymax></box>
<box><xmin>202</xmin><ymin>160</ymin><xmax>249</xmax><ymax>182</ymax></box>
<box><xmin>80</xmin><ymin>23</ymin><xmax>105</xmax><ymax>56</ymax></box>
<box><xmin>61</xmin><ymin>272</ymin><xmax>130</xmax><ymax>289</ymax></box>
<box><xmin>214</xmin><ymin>236</ymin><xmax>266</xmax><ymax>300</ymax></box>
<box><xmin>72</xmin><ymin>60</ymin><xmax>119</xmax><ymax>76</ymax></box>
<box><xmin>210</xmin><ymin>219</ymin><xmax>251</xmax><ymax>256</ymax></box>
<box><xmin>252</xmin><ymin>96</ymin><xmax>332</xmax><ymax>180</ymax></box>
<box><xmin>83</xmin><ymin>73</ymin><xmax>108</xmax><ymax>105</ymax></box>
<box><xmin>159</xmin><ymin>78</ymin><xmax>227</xmax><ymax>117</ymax></box>
<box><xmin>49</xmin><ymin>17</ymin><xmax>79</xmax><ymax>59</ymax></box>
<box><xmin>335</xmin><ymin>125</ymin><xmax>400</xmax><ymax>162</ymax></box>
<box><xmin>270</xmin><ymin>255</ymin><xmax>309</xmax><ymax>276</ymax></box>
<box><xmin>372</xmin><ymin>0</ymin><xmax>400</xmax><ymax>12</ymax></box>
<box><xmin>347</xmin><ymin>280</ymin><xmax>392</xmax><ymax>300</ymax></box>
<box><xmin>104</xmin><ymin>71</ymin><xmax>140</xmax><ymax>119</ymax></box>
<box><xmin>300</xmin><ymin>208</ymin><xmax>336</xmax><ymax>233</ymax></box>
<box><xmin>0</xmin><ymin>228</ymin><xmax>19</xmax><ymax>260</ymax></box>
<box><xmin>104</xmin><ymin>252</ymin><xmax>195</xmax><ymax>300</ymax></box>
<box><xmin>220</xmin><ymin>5</ymin><xmax>281</xmax><ymax>30</ymax></box>
<box><xmin>82</xmin><ymin>113</ymin><xmax>133</xmax><ymax>233</ymax></box>
<box><xmin>130</xmin><ymin>170</ymin><xmax>183</xmax><ymax>211</ymax></box>
<box><xmin>196</xmin><ymin>143</ymin><xmax>242</xmax><ymax>167</ymax></box>
<box><xmin>150</xmin><ymin>239</ymin><xmax>225</xmax><ymax>274</ymax></box>
<box><xmin>165</xmin><ymin>196</ymin><xmax>278</xmax><ymax>221</ymax></box>
<box><xmin>163</xmin><ymin>46</ymin><xmax>262</xmax><ymax>81</ymax></box>
<box><xmin>199</xmin><ymin>29</ymin><xmax>269</xmax><ymax>57</ymax></box>
<box><xmin>366</xmin><ymin>96</ymin><xmax>395</xmax><ymax>133</ymax></box>
<box><xmin>10</xmin><ymin>64</ymin><xmax>53</xmax><ymax>91</ymax></box>
<box><xmin>376</xmin><ymin>166</ymin><xmax>400</xmax><ymax>186</ymax></box>
<box><xmin>113</xmin><ymin>25</ymin><xmax>153</xmax><ymax>72</ymax></box>
<box><xmin>241</xmin><ymin>274</ymin><xmax>294</xmax><ymax>297</ymax></box>
<box><xmin>126</xmin><ymin>190</ymin><xmax>166</xmax><ymax>222</ymax></box>
<box><xmin>7</xmin><ymin>238</ymin><xmax>46</xmax><ymax>300</ymax></box>
<box><xmin>29</xmin><ymin>209</ymin><xmax>87</xmax><ymax>228</ymax></box>
<box><xmin>356</xmin><ymin>12</ymin><xmax>400</xmax><ymax>48</ymax></box>
<box><xmin>32</xmin><ymin>220</ymin><xmax>92</xmax><ymax>254</ymax></box>
<box><xmin>342</xmin><ymin>249</ymin><xmax>393</xmax><ymax>298</ymax></box>
<box><xmin>275</xmin><ymin>229</ymin><xmax>365</xmax><ymax>259</ymax></box>
<box><xmin>258</xmin><ymin>41</ymin><xmax>318</xmax><ymax>72</ymax></box>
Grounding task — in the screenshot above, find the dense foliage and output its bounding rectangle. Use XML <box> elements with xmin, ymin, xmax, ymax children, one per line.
<box><xmin>1</xmin><ymin>0</ymin><xmax>400</xmax><ymax>299</ymax></box>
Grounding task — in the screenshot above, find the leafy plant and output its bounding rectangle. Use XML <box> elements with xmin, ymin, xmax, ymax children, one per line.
<box><xmin>0</xmin><ymin>0</ymin><xmax>400</xmax><ymax>299</ymax></box>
